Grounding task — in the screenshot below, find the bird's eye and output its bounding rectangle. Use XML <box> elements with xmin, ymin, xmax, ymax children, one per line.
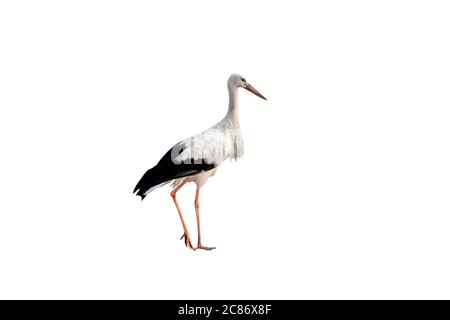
<box><xmin>241</xmin><ymin>78</ymin><xmax>246</xmax><ymax>82</ymax></box>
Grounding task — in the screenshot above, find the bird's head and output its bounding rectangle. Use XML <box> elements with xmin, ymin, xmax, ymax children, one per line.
<box><xmin>228</xmin><ymin>74</ymin><xmax>267</xmax><ymax>100</ymax></box>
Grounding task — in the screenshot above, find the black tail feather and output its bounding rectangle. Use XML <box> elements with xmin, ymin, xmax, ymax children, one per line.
<box><xmin>133</xmin><ymin>166</ymin><xmax>162</xmax><ymax>200</ymax></box>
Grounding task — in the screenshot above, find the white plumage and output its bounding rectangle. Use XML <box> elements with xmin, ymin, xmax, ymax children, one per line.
<box><xmin>175</xmin><ymin>123</ymin><xmax>244</xmax><ymax>167</ymax></box>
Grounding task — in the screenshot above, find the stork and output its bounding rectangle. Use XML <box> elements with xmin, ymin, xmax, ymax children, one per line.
<box><xmin>133</xmin><ymin>74</ymin><xmax>267</xmax><ymax>250</ymax></box>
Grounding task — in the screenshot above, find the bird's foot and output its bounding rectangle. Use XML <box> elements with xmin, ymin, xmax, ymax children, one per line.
<box><xmin>195</xmin><ymin>244</ymin><xmax>216</xmax><ymax>251</ymax></box>
<box><xmin>180</xmin><ymin>233</ymin><xmax>194</xmax><ymax>250</ymax></box>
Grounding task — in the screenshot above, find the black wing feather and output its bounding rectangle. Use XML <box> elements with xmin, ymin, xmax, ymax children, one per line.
<box><xmin>133</xmin><ymin>144</ymin><xmax>216</xmax><ymax>200</ymax></box>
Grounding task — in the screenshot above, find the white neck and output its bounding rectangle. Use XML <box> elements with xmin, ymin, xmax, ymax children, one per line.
<box><xmin>224</xmin><ymin>85</ymin><xmax>240</xmax><ymax>128</ymax></box>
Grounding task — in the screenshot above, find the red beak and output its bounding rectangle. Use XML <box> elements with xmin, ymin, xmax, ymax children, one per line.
<box><xmin>244</xmin><ymin>83</ymin><xmax>267</xmax><ymax>100</ymax></box>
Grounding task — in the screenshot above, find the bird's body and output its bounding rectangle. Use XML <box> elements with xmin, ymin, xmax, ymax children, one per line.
<box><xmin>134</xmin><ymin>74</ymin><xmax>266</xmax><ymax>250</ymax></box>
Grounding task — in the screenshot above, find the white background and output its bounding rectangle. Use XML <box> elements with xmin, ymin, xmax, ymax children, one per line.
<box><xmin>1</xmin><ymin>1</ymin><xmax>449</xmax><ymax>299</ymax></box>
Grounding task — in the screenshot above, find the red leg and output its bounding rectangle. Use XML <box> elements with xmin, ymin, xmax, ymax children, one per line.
<box><xmin>171</xmin><ymin>181</ymin><xmax>194</xmax><ymax>250</ymax></box>
<box><xmin>194</xmin><ymin>186</ymin><xmax>216</xmax><ymax>251</ymax></box>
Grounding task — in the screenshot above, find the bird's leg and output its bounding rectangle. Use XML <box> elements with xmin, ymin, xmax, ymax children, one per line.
<box><xmin>170</xmin><ymin>181</ymin><xmax>194</xmax><ymax>250</ymax></box>
<box><xmin>194</xmin><ymin>186</ymin><xmax>216</xmax><ymax>251</ymax></box>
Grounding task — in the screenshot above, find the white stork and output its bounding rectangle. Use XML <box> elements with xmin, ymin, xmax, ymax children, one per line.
<box><xmin>133</xmin><ymin>74</ymin><xmax>267</xmax><ymax>250</ymax></box>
